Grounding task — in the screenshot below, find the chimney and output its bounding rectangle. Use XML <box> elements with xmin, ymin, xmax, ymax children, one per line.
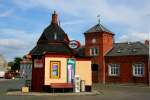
<box><xmin>145</xmin><ymin>40</ymin><xmax>149</xmax><ymax>46</ymax></box>
<box><xmin>51</xmin><ymin>11</ymin><xmax>58</xmax><ymax>24</ymax></box>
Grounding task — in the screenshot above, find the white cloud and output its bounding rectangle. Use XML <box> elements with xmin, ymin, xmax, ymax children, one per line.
<box><xmin>0</xmin><ymin>28</ymin><xmax>38</xmax><ymax>61</ymax></box>
<box><xmin>12</xmin><ymin>0</ymin><xmax>150</xmax><ymax>31</ymax></box>
<box><xmin>117</xmin><ymin>32</ymin><xmax>149</xmax><ymax>43</ymax></box>
<box><xmin>0</xmin><ymin>39</ymin><xmax>27</xmax><ymax>49</ymax></box>
<box><xmin>0</xmin><ymin>28</ymin><xmax>37</xmax><ymax>40</ymax></box>
<box><xmin>4</xmin><ymin>1</ymin><xmax>150</xmax><ymax>42</ymax></box>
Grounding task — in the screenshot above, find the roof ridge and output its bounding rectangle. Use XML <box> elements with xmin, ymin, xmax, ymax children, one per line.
<box><xmin>84</xmin><ymin>23</ymin><xmax>114</xmax><ymax>34</ymax></box>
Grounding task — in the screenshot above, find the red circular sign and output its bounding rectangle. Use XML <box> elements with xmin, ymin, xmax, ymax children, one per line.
<box><xmin>69</xmin><ymin>40</ymin><xmax>80</xmax><ymax>49</ymax></box>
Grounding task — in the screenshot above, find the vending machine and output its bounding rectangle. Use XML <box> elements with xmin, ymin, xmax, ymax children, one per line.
<box><xmin>74</xmin><ymin>75</ymin><xmax>80</xmax><ymax>92</ymax></box>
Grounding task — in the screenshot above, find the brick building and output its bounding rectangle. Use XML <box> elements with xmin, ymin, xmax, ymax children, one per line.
<box><xmin>83</xmin><ymin>23</ymin><xmax>149</xmax><ymax>84</ymax></box>
<box><xmin>105</xmin><ymin>42</ymin><xmax>149</xmax><ymax>84</ymax></box>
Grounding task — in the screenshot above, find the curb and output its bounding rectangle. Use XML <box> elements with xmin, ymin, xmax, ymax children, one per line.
<box><xmin>6</xmin><ymin>90</ymin><xmax>100</xmax><ymax>96</ymax></box>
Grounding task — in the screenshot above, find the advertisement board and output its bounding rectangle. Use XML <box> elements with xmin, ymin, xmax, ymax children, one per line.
<box><xmin>34</xmin><ymin>59</ymin><xmax>43</xmax><ymax>68</ymax></box>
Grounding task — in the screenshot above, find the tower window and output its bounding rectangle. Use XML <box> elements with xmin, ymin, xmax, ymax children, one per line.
<box><xmin>90</xmin><ymin>48</ymin><xmax>98</xmax><ymax>56</ymax></box>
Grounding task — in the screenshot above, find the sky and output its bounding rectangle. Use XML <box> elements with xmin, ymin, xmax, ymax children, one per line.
<box><xmin>0</xmin><ymin>0</ymin><xmax>149</xmax><ymax>62</ymax></box>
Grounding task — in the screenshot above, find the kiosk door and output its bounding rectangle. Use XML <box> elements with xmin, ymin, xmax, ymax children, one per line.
<box><xmin>67</xmin><ymin>59</ymin><xmax>75</xmax><ymax>83</ymax></box>
<box><xmin>67</xmin><ymin>64</ymin><xmax>74</xmax><ymax>83</ymax></box>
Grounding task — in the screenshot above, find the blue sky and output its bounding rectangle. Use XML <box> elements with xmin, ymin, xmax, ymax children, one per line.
<box><xmin>0</xmin><ymin>0</ymin><xmax>149</xmax><ymax>62</ymax></box>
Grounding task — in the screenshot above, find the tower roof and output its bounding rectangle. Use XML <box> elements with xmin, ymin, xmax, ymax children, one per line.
<box><xmin>84</xmin><ymin>24</ymin><xmax>114</xmax><ymax>35</ymax></box>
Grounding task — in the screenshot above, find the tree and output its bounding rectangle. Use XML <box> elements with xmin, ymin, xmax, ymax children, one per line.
<box><xmin>8</xmin><ymin>62</ymin><xmax>14</xmax><ymax>66</ymax></box>
<box><xmin>11</xmin><ymin>57</ymin><xmax>22</xmax><ymax>71</ymax></box>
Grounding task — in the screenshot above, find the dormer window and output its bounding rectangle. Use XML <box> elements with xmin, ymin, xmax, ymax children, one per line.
<box><xmin>54</xmin><ymin>33</ymin><xmax>57</xmax><ymax>40</ymax></box>
<box><xmin>132</xmin><ymin>49</ymin><xmax>137</xmax><ymax>52</ymax></box>
<box><xmin>117</xmin><ymin>49</ymin><xmax>121</xmax><ymax>53</ymax></box>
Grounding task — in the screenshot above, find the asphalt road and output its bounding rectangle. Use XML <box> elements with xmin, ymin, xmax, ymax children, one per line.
<box><xmin>0</xmin><ymin>79</ymin><xmax>150</xmax><ymax>100</ymax></box>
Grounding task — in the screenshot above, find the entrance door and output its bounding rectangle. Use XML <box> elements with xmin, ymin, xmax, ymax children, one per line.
<box><xmin>92</xmin><ymin>64</ymin><xmax>99</xmax><ymax>83</ymax></box>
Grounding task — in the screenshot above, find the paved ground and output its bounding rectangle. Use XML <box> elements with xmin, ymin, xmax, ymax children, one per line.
<box><xmin>0</xmin><ymin>79</ymin><xmax>150</xmax><ymax>100</ymax></box>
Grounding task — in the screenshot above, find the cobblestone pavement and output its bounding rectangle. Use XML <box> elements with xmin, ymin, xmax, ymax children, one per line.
<box><xmin>0</xmin><ymin>79</ymin><xmax>150</xmax><ymax>100</ymax></box>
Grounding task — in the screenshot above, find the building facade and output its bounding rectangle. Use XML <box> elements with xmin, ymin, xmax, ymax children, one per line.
<box><xmin>84</xmin><ymin>24</ymin><xmax>114</xmax><ymax>83</ymax></box>
<box><xmin>0</xmin><ymin>55</ymin><xmax>7</xmax><ymax>78</ymax></box>
<box><xmin>29</xmin><ymin>11</ymin><xmax>92</xmax><ymax>92</ymax></box>
<box><xmin>83</xmin><ymin>23</ymin><xmax>149</xmax><ymax>84</ymax></box>
<box><xmin>28</xmin><ymin>11</ymin><xmax>149</xmax><ymax>92</ymax></box>
<box><xmin>105</xmin><ymin>42</ymin><xmax>149</xmax><ymax>84</ymax></box>
<box><xmin>0</xmin><ymin>54</ymin><xmax>7</xmax><ymax>68</ymax></box>
<box><xmin>20</xmin><ymin>59</ymin><xmax>32</xmax><ymax>80</ymax></box>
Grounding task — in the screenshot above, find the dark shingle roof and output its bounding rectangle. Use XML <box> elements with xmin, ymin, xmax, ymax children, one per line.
<box><xmin>30</xmin><ymin>23</ymin><xmax>71</xmax><ymax>55</ymax></box>
<box><xmin>105</xmin><ymin>42</ymin><xmax>149</xmax><ymax>56</ymax></box>
<box><xmin>37</xmin><ymin>23</ymin><xmax>68</xmax><ymax>43</ymax></box>
<box><xmin>29</xmin><ymin>12</ymin><xmax>72</xmax><ymax>56</ymax></box>
<box><xmin>84</xmin><ymin>24</ymin><xmax>114</xmax><ymax>34</ymax></box>
<box><xmin>30</xmin><ymin>43</ymin><xmax>72</xmax><ymax>55</ymax></box>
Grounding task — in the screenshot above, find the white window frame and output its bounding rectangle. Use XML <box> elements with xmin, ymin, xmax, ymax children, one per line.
<box><xmin>108</xmin><ymin>64</ymin><xmax>120</xmax><ymax>76</ymax></box>
<box><xmin>90</xmin><ymin>47</ymin><xmax>98</xmax><ymax>56</ymax></box>
<box><xmin>132</xmin><ymin>63</ymin><xmax>144</xmax><ymax>77</ymax></box>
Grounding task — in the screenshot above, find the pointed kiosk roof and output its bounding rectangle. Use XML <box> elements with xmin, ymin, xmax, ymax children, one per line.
<box><xmin>30</xmin><ymin>11</ymin><xmax>72</xmax><ymax>56</ymax></box>
<box><xmin>84</xmin><ymin>23</ymin><xmax>114</xmax><ymax>35</ymax></box>
<box><xmin>37</xmin><ymin>11</ymin><xmax>69</xmax><ymax>44</ymax></box>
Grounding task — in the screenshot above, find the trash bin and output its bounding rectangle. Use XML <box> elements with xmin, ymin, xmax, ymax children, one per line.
<box><xmin>80</xmin><ymin>80</ymin><xmax>85</xmax><ymax>92</ymax></box>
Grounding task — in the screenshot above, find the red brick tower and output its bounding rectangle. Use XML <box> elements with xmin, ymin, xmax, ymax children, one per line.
<box><xmin>84</xmin><ymin>23</ymin><xmax>114</xmax><ymax>83</ymax></box>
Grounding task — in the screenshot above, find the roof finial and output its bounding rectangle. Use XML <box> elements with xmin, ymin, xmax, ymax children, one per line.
<box><xmin>97</xmin><ymin>14</ymin><xmax>101</xmax><ymax>25</ymax></box>
<box><xmin>54</xmin><ymin>10</ymin><xmax>56</xmax><ymax>14</ymax></box>
<box><xmin>51</xmin><ymin>10</ymin><xmax>58</xmax><ymax>24</ymax></box>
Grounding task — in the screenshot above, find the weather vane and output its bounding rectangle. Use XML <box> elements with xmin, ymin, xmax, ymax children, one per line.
<box><xmin>97</xmin><ymin>14</ymin><xmax>101</xmax><ymax>24</ymax></box>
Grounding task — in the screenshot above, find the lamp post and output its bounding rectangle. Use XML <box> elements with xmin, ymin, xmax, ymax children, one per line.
<box><xmin>146</xmin><ymin>14</ymin><xmax>150</xmax><ymax>86</ymax></box>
